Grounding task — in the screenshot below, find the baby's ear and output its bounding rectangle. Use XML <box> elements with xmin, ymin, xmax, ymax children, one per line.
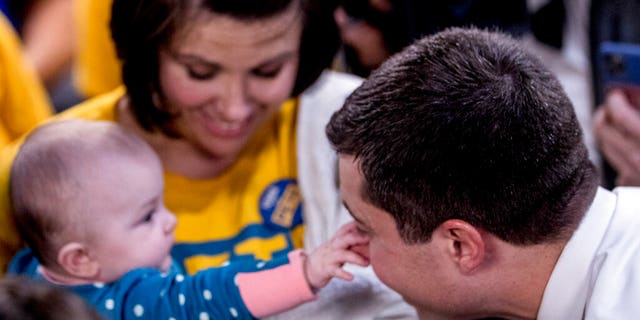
<box><xmin>58</xmin><ymin>242</ymin><xmax>99</xmax><ymax>278</ymax></box>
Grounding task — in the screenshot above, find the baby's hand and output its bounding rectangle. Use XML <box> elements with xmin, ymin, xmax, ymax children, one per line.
<box><xmin>303</xmin><ymin>221</ymin><xmax>370</xmax><ymax>290</ymax></box>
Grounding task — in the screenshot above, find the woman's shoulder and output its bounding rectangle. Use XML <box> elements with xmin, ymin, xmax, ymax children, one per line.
<box><xmin>57</xmin><ymin>86</ymin><xmax>126</xmax><ymax>122</ymax></box>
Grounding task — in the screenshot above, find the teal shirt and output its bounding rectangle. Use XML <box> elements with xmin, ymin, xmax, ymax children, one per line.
<box><xmin>9</xmin><ymin>247</ymin><xmax>289</xmax><ymax>320</ymax></box>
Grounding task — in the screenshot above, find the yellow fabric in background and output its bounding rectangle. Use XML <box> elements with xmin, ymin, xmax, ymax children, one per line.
<box><xmin>0</xmin><ymin>14</ymin><xmax>52</xmax><ymax>149</ymax></box>
<box><xmin>0</xmin><ymin>13</ymin><xmax>54</xmax><ymax>271</ymax></box>
<box><xmin>73</xmin><ymin>0</ymin><xmax>121</xmax><ymax>98</ymax></box>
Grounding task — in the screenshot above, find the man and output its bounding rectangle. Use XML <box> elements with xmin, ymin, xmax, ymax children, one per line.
<box><xmin>326</xmin><ymin>27</ymin><xmax>640</xmax><ymax>319</ymax></box>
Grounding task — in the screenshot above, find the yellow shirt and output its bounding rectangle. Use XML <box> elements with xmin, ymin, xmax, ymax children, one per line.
<box><xmin>73</xmin><ymin>0</ymin><xmax>121</xmax><ymax>98</ymax></box>
<box><xmin>0</xmin><ymin>87</ymin><xmax>303</xmax><ymax>273</ymax></box>
<box><xmin>0</xmin><ymin>14</ymin><xmax>52</xmax><ymax>149</ymax></box>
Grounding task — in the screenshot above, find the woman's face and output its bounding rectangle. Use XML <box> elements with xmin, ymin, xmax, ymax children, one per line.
<box><xmin>157</xmin><ymin>5</ymin><xmax>303</xmax><ymax>160</ymax></box>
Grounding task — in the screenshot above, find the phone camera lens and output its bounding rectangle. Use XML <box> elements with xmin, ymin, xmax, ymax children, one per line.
<box><xmin>606</xmin><ymin>53</ymin><xmax>626</xmax><ymax>76</ymax></box>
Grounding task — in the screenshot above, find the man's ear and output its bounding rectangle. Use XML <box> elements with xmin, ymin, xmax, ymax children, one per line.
<box><xmin>58</xmin><ymin>242</ymin><xmax>99</xmax><ymax>278</ymax></box>
<box><xmin>435</xmin><ymin>219</ymin><xmax>486</xmax><ymax>274</ymax></box>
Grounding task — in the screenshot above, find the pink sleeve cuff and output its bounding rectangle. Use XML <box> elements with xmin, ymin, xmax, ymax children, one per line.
<box><xmin>237</xmin><ymin>250</ymin><xmax>316</xmax><ymax>318</ymax></box>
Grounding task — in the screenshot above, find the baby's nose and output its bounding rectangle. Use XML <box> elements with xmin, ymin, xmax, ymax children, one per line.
<box><xmin>164</xmin><ymin>211</ymin><xmax>177</xmax><ymax>233</ymax></box>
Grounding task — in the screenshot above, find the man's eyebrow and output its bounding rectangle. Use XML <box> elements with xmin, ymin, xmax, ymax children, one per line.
<box><xmin>342</xmin><ymin>201</ymin><xmax>364</xmax><ymax>224</ymax></box>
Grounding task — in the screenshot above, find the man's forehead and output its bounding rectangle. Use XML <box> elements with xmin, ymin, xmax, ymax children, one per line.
<box><xmin>337</xmin><ymin>155</ymin><xmax>361</xmax><ymax>181</ymax></box>
<box><xmin>338</xmin><ymin>155</ymin><xmax>371</xmax><ymax>224</ymax></box>
<box><xmin>338</xmin><ymin>156</ymin><xmax>362</xmax><ymax>201</ymax></box>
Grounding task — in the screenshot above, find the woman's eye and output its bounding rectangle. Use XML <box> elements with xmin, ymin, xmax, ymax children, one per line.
<box><xmin>187</xmin><ymin>68</ymin><xmax>215</xmax><ymax>80</ymax></box>
<box><xmin>253</xmin><ymin>65</ymin><xmax>282</xmax><ymax>78</ymax></box>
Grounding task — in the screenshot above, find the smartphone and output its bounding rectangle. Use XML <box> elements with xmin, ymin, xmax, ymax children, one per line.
<box><xmin>596</xmin><ymin>42</ymin><xmax>640</xmax><ymax>189</ymax></box>
<box><xmin>597</xmin><ymin>41</ymin><xmax>640</xmax><ymax>107</ymax></box>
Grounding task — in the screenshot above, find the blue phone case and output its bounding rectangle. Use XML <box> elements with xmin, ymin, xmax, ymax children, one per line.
<box><xmin>597</xmin><ymin>41</ymin><xmax>640</xmax><ymax>109</ymax></box>
<box><xmin>598</xmin><ymin>41</ymin><xmax>640</xmax><ymax>89</ymax></box>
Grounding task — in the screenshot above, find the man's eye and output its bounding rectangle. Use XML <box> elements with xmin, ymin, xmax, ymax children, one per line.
<box><xmin>356</xmin><ymin>225</ymin><xmax>369</xmax><ymax>235</ymax></box>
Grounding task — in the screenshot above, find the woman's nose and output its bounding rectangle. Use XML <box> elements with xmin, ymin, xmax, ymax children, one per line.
<box><xmin>220</xmin><ymin>77</ymin><xmax>252</xmax><ymax>122</ymax></box>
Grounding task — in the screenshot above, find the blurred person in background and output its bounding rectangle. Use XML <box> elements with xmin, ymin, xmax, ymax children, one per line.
<box><xmin>6</xmin><ymin>0</ymin><xmax>78</xmax><ymax>111</ymax></box>
<box><xmin>333</xmin><ymin>0</ymin><xmax>530</xmax><ymax>77</ymax></box>
<box><xmin>73</xmin><ymin>0</ymin><xmax>120</xmax><ymax>100</ymax></box>
<box><xmin>590</xmin><ymin>0</ymin><xmax>640</xmax><ymax>188</ymax></box>
<box><xmin>0</xmin><ymin>11</ymin><xmax>52</xmax><ymax>150</ymax></box>
<box><xmin>11</xmin><ymin>0</ymin><xmax>75</xmax><ymax>90</ymax></box>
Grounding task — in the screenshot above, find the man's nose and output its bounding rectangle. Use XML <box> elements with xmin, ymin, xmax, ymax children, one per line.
<box><xmin>350</xmin><ymin>242</ymin><xmax>370</xmax><ymax>260</ymax></box>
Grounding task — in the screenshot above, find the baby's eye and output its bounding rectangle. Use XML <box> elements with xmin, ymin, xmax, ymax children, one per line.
<box><xmin>142</xmin><ymin>210</ymin><xmax>156</xmax><ymax>223</ymax></box>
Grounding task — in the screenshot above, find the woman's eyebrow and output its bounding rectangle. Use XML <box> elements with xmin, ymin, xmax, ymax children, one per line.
<box><xmin>170</xmin><ymin>52</ymin><xmax>218</xmax><ymax>68</ymax></box>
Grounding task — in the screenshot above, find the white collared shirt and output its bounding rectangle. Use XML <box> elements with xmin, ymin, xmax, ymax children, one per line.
<box><xmin>539</xmin><ymin>187</ymin><xmax>640</xmax><ymax>319</ymax></box>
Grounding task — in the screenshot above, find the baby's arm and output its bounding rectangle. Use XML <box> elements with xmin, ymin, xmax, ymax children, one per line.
<box><xmin>235</xmin><ymin>221</ymin><xmax>369</xmax><ymax>318</ymax></box>
<box><xmin>53</xmin><ymin>222</ymin><xmax>369</xmax><ymax>319</ymax></box>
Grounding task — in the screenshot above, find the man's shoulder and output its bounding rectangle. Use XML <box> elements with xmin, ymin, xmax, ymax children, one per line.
<box><xmin>611</xmin><ymin>186</ymin><xmax>640</xmax><ymax>201</ymax></box>
<box><xmin>302</xmin><ymin>71</ymin><xmax>362</xmax><ymax>102</ymax></box>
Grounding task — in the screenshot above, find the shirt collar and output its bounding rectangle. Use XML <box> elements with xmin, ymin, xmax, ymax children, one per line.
<box><xmin>537</xmin><ymin>187</ymin><xmax>617</xmax><ymax>319</ymax></box>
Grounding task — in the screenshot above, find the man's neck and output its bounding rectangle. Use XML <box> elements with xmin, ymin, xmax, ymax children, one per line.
<box><xmin>415</xmin><ymin>237</ymin><xmax>569</xmax><ymax>320</ymax></box>
<box><xmin>479</xmin><ymin>239</ymin><xmax>568</xmax><ymax>320</ymax></box>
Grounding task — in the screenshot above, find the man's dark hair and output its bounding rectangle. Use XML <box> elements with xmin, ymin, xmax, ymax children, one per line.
<box><xmin>327</xmin><ymin>27</ymin><xmax>598</xmax><ymax>245</ymax></box>
<box><xmin>110</xmin><ymin>0</ymin><xmax>339</xmax><ymax>134</ymax></box>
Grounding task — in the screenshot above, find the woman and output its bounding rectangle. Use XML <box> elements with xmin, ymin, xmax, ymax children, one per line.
<box><xmin>0</xmin><ymin>0</ymin><xmax>415</xmax><ymax>318</ymax></box>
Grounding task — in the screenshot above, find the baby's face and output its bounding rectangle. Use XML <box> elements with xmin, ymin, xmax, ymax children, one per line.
<box><xmin>81</xmin><ymin>150</ymin><xmax>177</xmax><ymax>282</ymax></box>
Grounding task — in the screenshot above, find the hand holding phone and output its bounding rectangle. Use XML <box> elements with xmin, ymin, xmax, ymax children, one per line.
<box><xmin>594</xmin><ymin>41</ymin><xmax>640</xmax><ymax>187</ymax></box>
<box><xmin>598</xmin><ymin>42</ymin><xmax>640</xmax><ymax>109</ymax></box>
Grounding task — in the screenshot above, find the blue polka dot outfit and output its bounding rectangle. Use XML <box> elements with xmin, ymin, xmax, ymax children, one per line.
<box><xmin>9</xmin><ymin>247</ymin><xmax>290</xmax><ymax>320</ymax></box>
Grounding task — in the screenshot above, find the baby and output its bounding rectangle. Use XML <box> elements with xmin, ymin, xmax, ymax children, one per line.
<box><xmin>8</xmin><ymin>119</ymin><xmax>369</xmax><ymax>319</ymax></box>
